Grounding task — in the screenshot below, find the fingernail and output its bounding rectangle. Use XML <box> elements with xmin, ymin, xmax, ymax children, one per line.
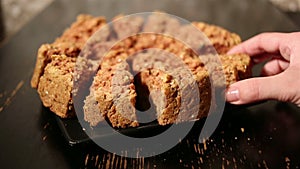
<box><xmin>226</xmin><ymin>87</ymin><xmax>240</xmax><ymax>102</ymax></box>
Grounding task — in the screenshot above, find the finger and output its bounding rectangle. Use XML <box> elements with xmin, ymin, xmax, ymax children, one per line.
<box><xmin>252</xmin><ymin>53</ymin><xmax>282</xmax><ymax>64</ymax></box>
<box><xmin>227</xmin><ymin>32</ymin><xmax>291</xmax><ymax>61</ymax></box>
<box><xmin>261</xmin><ymin>59</ymin><xmax>289</xmax><ymax>76</ymax></box>
<box><xmin>227</xmin><ymin>32</ymin><xmax>284</xmax><ymax>55</ymax></box>
<box><xmin>226</xmin><ymin>74</ymin><xmax>287</xmax><ymax>104</ymax></box>
<box><xmin>290</xmin><ymin>40</ymin><xmax>300</xmax><ymax>66</ymax></box>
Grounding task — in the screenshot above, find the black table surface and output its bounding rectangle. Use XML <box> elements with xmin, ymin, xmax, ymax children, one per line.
<box><xmin>1</xmin><ymin>0</ymin><xmax>300</xmax><ymax>168</ymax></box>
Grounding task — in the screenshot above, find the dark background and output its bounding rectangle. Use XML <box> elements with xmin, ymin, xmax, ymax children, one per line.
<box><xmin>0</xmin><ymin>0</ymin><xmax>300</xmax><ymax>168</ymax></box>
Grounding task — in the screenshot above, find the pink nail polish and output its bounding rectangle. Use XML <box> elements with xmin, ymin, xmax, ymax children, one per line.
<box><xmin>226</xmin><ymin>87</ymin><xmax>240</xmax><ymax>102</ymax></box>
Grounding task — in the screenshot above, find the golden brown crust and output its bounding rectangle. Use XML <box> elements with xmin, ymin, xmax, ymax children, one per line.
<box><xmin>31</xmin><ymin>43</ymin><xmax>81</xmax><ymax>88</ymax></box>
<box><xmin>31</xmin><ymin>14</ymin><xmax>106</xmax><ymax>89</ymax></box>
<box><xmin>55</xmin><ymin>14</ymin><xmax>106</xmax><ymax>46</ymax></box>
<box><xmin>220</xmin><ymin>54</ymin><xmax>252</xmax><ymax>82</ymax></box>
<box><xmin>192</xmin><ymin>22</ymin><xmax>241</xmax><ymax>54</ymax></box>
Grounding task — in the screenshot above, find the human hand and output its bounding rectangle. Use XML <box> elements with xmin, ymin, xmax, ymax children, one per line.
<box><xmin>225</xmin><ymin>32</ymin><xmax>300</xmax><ymax>106</ymax></box>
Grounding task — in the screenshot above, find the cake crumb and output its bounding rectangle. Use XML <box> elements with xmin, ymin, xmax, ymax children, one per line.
<box><xmin>43</xmin><ymin>122</ymin><xmax>50</xmax><ymax>129</ymax></box>
<box><xmin>199</xmin><ymin>157</ymin><xmax>203</xmax><ymax>164</ymax></box>
<box><xmin>42</xmin><ymin>135</ymin><xmax>47</xmax><ymax>141</ymax></box>
<box><xmin>285</xmin><ymin>157</ymin><xmax>291</xmax><ymax>169</ymax></box>
<box><xmin>263</xmin><ymin>160</ymin><xmax>269</xmax><ymax>169</ymax></box>
<box><xmin>85</xmin><ymin>154</ymin><xmax>89</xmax><ymax>166</ymax></box>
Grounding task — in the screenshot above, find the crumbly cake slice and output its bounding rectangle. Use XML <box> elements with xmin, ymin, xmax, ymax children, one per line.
<box><xmin>37</xmin><ymin>55</ymin><xmax>76</xmax><ymax>118</ymax></box>
<box><xmin>182</xmin><ymin>57</ymin><xmax>212</xmax><ymax>120</ymax></box>
<box><xmin>220</xmin><ymin>54</ymin><xmax>252</xmax><ymax>81</ymax></box>
<box><xmin>200</xmin><ymin>54</ymin><xmax>252</xmax><ymax>86</ymax></box>
<box><xmin>136</xmin><ymin>69</ymin><xmax>181</xmax><ymax>125</ymax></box>
<box><xmin>84</xmin><ymin>46</ymin><xmax>139</xmax><ymax>128</ymax></box>
<box><xmin>83</xmin><ymin>88</ymin><xmax>104</xmax><ymax>126</ymax></box>
<box><xmin>31</xmin><ymin>14</ymin><xmax>107</xmax><ymax>118</ymax></box>
<box><xmin>89</xmin><ymin>63</ymin><xmax>138</xmax><ymax>128</ymax></box>
<box><xmin>131</xmin><ymin>50</ymin><xmax>211</xmax><ymax>125</ymax></box>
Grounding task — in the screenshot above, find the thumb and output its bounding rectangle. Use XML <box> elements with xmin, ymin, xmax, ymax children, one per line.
<box><xmin>226</xmin><ymin>74</ymin><xmax>287</xmax><ymax>105</ymax></box>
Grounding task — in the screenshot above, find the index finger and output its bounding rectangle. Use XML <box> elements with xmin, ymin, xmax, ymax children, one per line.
<box><xmin>227</xmin><ymin>32</ymin><xmax>291</xmax><ymax>61</ymax></box>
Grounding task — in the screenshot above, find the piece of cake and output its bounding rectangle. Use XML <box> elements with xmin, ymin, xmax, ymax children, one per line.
<box><xmin>31</xmin><ymin>14</ymin><xmax>106</xmax><ymax>118</ymax></box>
<box><xmin>37</xmin><ymin>54</ymin><xmax>76</xmax><ymax>118</ymax></box>
<box><xmin>130</xmin><ymin>50</ymin><xmax>210</xmax><ymax>125</ymax></box>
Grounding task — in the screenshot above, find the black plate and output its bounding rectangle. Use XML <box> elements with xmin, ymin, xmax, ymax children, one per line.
<box><xmin>54</xmin><ymin>102</ymin><xmax>256</xmax><ymax>146</ymax></box>
<box><xmin>56</xmin><ymin>101</ymin><xmax>300</xmax><ymax>147</ymax></box>
<box><xmin>56</xmin><ymin>115</ymin><xmax>188</xmax><ymax>145</ymax></box>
